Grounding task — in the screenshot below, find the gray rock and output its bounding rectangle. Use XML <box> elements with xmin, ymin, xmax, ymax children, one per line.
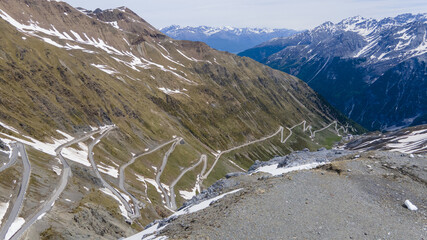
<box><xmin>225</xmin><ymin>172</ymin><xmax>246</xmax><ymax>179</ymax></box>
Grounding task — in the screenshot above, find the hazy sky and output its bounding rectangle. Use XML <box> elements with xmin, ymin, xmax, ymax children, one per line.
<box><xmin>63</xmin><ymin>0</ymin><xmax>427</xmax><ymax>30</ymax></box>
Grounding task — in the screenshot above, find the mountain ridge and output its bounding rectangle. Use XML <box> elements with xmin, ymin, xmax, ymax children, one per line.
<box><xmin>239</xmin><ymin>13</ymin><xmax>427</xmax><ymax>130</ymax></box>
<box><xmin>161</xmin><ymin>25</ymin><xmax>300</xmax><ymax>53</ymax></box>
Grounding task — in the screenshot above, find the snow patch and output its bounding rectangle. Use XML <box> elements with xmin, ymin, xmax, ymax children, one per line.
<box><xmin>172</xmin><ymin>188</ymin><xmax>242</xmax><ymax>218</ymax></box>
<box><xmin>106</xmin><ymin>21</ymin><xmax>121</xmax><ymax>30</ymax></box>
<box><xmin>158</xmin><ymin>87</ymin><xmax>189</xmax><ymax>97</ymax></box>
<box><xmin>179</xmin><ymin>188</ymin><xmax>197</xmax><ymax>200</ymax></box>
<box><xmin>97</xmin><ymin>162</ymin><xmax>119</xmax><ymax>178</ymax></box>
<box><xmin>61</xmin><ymin>143</ymin><xmax>90</xmax><ymax>167</ymax></box>
<box><xmin>122</xmin><ymin>223</ymin><xmax>167</xmax><ymax>240</ymax></box>
<box><xmin>0</xmin><ymin>121</ymin><xmax>19</xmax><ymax>134</ymax></box>
<box><xmin>0</xmin><ymin>128</ymin><xmax>74</xmax><ymax>156</ymax></box>
<box><xmin>5</xmin><ymin>217</ymin><xmax>25</xmax><ymax>240</ymax></box>
<box><xmin>125</xmin><ymin>188</ymin><xmax>241</xmax><ymax>240</ymax></box>
<box><xmin>253</xmin><ymin>162</ymin><xmax>328</xmax><ymax>176</ymax></box>
<box><xmin>52</xmin><ymin>165</ymin><xmax>62</xmax><ymax>175</ymax></box>
<box><xmin>91</xmin><ymin>64</ymin><xmax>118</xmax><ymax>75</ymax></box>
<box><xmin>37</xmin><ymin>212</ymin><xmax>46</xmax><ymax>220</ymax></box>
<box><xmin>387</xmin><ymin>129</ymin><xmax>427</xmax><ymax>154</ymax></box>
<box><xmin>100</xmin><ymin>188</ymin><xmax>130</xmax><ymax>219</ymax></box>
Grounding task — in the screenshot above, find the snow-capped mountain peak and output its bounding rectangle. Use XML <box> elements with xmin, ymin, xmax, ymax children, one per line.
<box><xmin>239</xmin><ymin>13</ymin><xmax>427</xmax><ymax>131</ymax></box>
<box><xmin>161</xmin><ymin>25</ymin><xmax>300</xmax><ymax>53</ymax></box>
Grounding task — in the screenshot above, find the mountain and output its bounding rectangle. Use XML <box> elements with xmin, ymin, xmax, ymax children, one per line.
<box><xmin>0</xmin><ymin>0</ymin><xmax>360</xmax><ymax>239</ymax></box>
<box><xmin>161</xmin><ymin>25</ymin><xmax>299</xmax><ymax>53</ymax></box>
<box><xmin>240</xmin><ymin>14</ymin><xmax>427</xmax><ymax>131</ymax></box>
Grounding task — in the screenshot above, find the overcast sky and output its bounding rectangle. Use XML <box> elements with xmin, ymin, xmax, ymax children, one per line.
<box><xmin>63</xmin><ymin>0</ymin><xmax>427</xmax><ymax>30</ymax></box>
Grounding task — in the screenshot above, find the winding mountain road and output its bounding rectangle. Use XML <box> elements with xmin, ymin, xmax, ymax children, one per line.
<box><xmin>9</xmin><ymin>128</ymin><xmax>104</xmax><ymax>240</ymax></box>
<box><xmin>86</xmin><ymin>126</ymin><xmax>139</xmax><ymax>221</ymax></box>
<box><xmin>155</xmin><ymin>138</ymin><xmax>182</xmax><ymax>209</ymax></box>
<box><xmin>118</xmin><ymin>139</ymin><xmax>178</xmax><ymax>218</ymax></box>
<box><xmin>0</xmin><ymin>143</ymin><xmax>31</xmax><ymax>240</ymax></box>
<box><xmin>202</xmin><ymin>120</ymin><xmax>345</xmax><ymax>181</ymax></box>
<box><xmin>169</xmin><ymin>154</ymin><xmax>207</xmax><ymax>210</ymax></box>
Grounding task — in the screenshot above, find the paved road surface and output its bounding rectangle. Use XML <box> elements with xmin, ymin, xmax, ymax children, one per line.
<box><xmin>10</xmin><ymin>128</ymin><xmax>103</xmax><ymax>240</ymax></box>
<box><xmin>155</xmin><ymin>138</ymin><xmax>182</xmax><ymax>209</ymax></box>
<box><xmin>0</xmin><ymin>143</ymin><xmax>31</xmax><ymax>240</ymax></box>
<box><xmin>118</xmin><ymin>139</ymin><xmax>177</xmax><ymax>219</ymax></box>
<box><xmin>86</xmin><ymin>127</ymin><xmax>138</xmax><ymax>221</ymax></box>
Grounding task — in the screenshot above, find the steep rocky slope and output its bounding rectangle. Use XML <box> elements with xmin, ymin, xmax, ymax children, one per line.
<box><xmin>0</xmin><ymin>0</ymin><xmax>359</xmax><ymax>239</ymax></box>
<box><xmin>240</xmin><ymin>14</ymin><xmax>427</xmax><ymax>130</ymax></box>
<box><xmin>161</xmin><ymin>25</ymin><xmax>299</xmax><ymax>53</ymax></box>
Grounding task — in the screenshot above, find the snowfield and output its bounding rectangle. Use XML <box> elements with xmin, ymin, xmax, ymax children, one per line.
<box><xmin>253</xmin><ymin>162</ymin><xmax>329</xmax><ymax>176</ymax></box>
<box><xmin>5</xmin><ymin>217</ymin><xmax>25</xmax><ymax>240</ymax></box>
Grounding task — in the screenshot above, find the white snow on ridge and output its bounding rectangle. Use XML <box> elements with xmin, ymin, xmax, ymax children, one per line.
<box><xmin>176</xmin><ymin>50</ymin><xmax>197</xmax><ymax>62</ymax></box>
<box><xmin>5</xmin><ymin>217</ymin><xmax>25</xmax><ymax>240</ymax></box>
<box><xmin>106</xmin><ymin>21</ymin><xmax>120</xmax><ymax>30</ymax></box>
<box><xmin>387</xmin><ymin>129</ymin><xmax>427</xmax><ymax>154</ymax></box>
<box><xmin>254</xmin><ymin>162</ymin><xmax>328</xmax><ymax>176</ymax></box>
<box><xmin>90</xmin><ymin>64</ymin><xmax>118</xmax><ymax>75</ymax></box>
<box><xmin>0</xmin><ymin>9</ymin><xmax>125</xmax><ymax>55</ymax></box>
<box><xmin>0</xmin><ymin>10</ymin><xmax>73</xmax><ymax>41</ymax></box>
<box><xmin>408</xmin><ymin>30</ymin><xmax>427</xmax><ymax>57</ymax></box>
<box><xmin>354</xmin><ymin>36</ymin><xmax>380</xmax><ymax>58</ymax></box>
<box><xmin>112</xmin><ymin>51</ymin><xmax>193</xmax><ymax>83</ymax></box>
<box><xmin>158</xmin><ymin>87</ymin><xmax>189</xmax><ymax>97</ymax></box>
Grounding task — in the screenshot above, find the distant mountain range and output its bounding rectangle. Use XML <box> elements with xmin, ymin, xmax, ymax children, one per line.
<box><xmin>161</xmin><ymin>25</ymin><xmax>299</xmax><ymax>53</ymax></box>
<box><xmin>240</xmin><ymin>13</ymin><xmax>427</xmax><ymax>130</ymax></box>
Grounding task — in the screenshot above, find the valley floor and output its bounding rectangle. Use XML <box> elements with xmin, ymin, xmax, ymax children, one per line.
<box><xmin>152</xmin><ymin>151</ymin><xmax>426</xmax><ymax>239</ymax></box>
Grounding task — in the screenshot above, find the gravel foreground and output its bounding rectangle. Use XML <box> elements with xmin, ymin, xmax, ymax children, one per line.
<box><xmin>155</xmin><ymin>150</ymin><xmax>426</xmax><ymax>240</ymax></box>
